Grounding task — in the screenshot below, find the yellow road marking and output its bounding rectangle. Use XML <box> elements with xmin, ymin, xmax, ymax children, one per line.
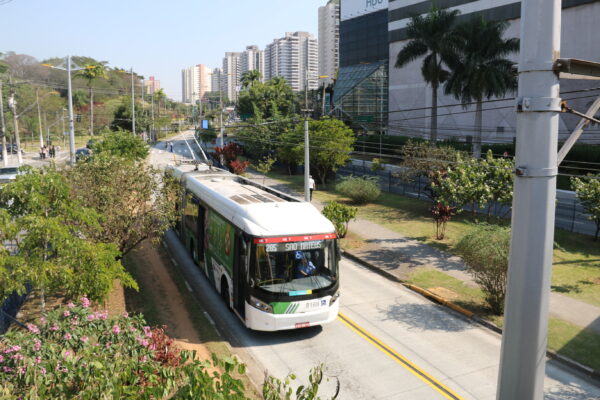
<box><xmin>337</xmin><ymin>312</ymin><xmax>464</xmax><ymax>400</ymax></box>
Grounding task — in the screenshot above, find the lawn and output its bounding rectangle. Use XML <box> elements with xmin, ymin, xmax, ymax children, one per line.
<box><xmin>266</xmin><ymin>169</ymin><xmax>600</xmax><ymax>308</ymax></box>
<box><xmin>407</xmin><ymin>268</ymin><xmax>600</xmax><ymax>370</ymax></box>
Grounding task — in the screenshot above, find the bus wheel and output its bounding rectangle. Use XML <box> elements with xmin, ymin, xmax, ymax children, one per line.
<box><xmin>221</xmin><ymin>278</ymin><xmax>231</xmax><ymax>311</ymax></box>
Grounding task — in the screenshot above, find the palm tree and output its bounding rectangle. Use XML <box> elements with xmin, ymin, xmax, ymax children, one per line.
<box><xmin>240</xmin><ymin>70</ymin><xmax>262</xmax><ymax>89</ymax></box>
<box><xmin>444</xmin><ymin>16</ymin><xmax>519</xmax><ymax>158</ymax></box>
<box><xmin>395</xmin><ymin>7</ymin><xmax>460</xmax><ymax>144</ymax></box>
<box><xmin>77</xmin><ymin>63</ymin><xmax>107</xmax><ymax>137</ymax></box>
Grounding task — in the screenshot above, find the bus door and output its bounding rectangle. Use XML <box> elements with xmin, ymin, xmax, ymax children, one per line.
<box><xmin>233</xmin><ymin>234</ymin><xmax>246</xmax><ymax>318</ymax></box>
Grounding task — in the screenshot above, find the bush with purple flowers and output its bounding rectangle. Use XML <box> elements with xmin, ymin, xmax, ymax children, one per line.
<box><xmin>0</xmin><ymin>298</ymin><xmax>249</xmax><ymax>399</ymax></box>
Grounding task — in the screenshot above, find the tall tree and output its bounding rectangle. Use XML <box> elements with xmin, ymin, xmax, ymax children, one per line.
<box><xmin>240</xmin><ymin>70</ymin><xmax>262</xmax><ymax>89</ymax></box>
<box><xmin>444</xmin><ymin>16</ymin><xmax>519</xmax><ymax>158</ymax></box>
<box><xmin>68</xmin><ymin>154</ymin><xmax>179</xmax><ymax>257</ymax></box>
<box><xmin>395</xmin><ymin>7</ymin><xmax>460</xmax><ymax>144</ymax></box>
<box><xmin>77</xmin><ymin>62</ymin><xmax>107</xmax><ymax>137</ymax></box>
<box><xmin>0</xmin><ymin>166</ymin><xmax>136</xmax><ymax>305</ymax></box>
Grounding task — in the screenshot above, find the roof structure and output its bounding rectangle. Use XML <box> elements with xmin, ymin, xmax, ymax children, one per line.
<box><xmin>168</xmin><ymin>164</ymin><xmax>335</xmax><ymax>238</ymax></box>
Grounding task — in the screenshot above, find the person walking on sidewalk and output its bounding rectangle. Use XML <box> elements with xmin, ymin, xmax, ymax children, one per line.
<box><xmin>309</xmin><ymin>175</ymin><xmax>316</xmax><ymax>201</ymax></box>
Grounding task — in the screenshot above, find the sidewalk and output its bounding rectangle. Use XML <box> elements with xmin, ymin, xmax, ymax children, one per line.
<box><xmin>244</xmin><ymin>170</ymin><xmax>600</xmax><ymax>335</ymax></box>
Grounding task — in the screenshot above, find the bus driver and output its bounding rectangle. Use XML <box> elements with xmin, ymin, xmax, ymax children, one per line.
<box><xmin>294</xmin><ymin>251</ymin><xmax>317</xmax><ymax>278</ymax></box>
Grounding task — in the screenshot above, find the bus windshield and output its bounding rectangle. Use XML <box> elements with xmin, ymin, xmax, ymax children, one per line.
<box><xmin>252</xmin><ymin>239</ymin><xmax>338</xmax><ymax>294</ymax></box>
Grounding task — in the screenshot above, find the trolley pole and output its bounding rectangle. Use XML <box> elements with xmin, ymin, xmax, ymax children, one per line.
<box><xmin>497</xmin><ymin>1</ymin><xmax>561</xmax><ymax>398</ymax></box>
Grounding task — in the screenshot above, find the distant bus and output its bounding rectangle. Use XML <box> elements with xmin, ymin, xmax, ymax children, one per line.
<box><xmin>168</xmin><ymin>164</ymin><xmax>340</xmax><ymax>331</ymax></box>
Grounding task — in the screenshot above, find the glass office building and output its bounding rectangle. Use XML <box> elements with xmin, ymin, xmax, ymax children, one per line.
<box><xmin>333</xmin><ymin>3</ymin><xmax>388</xmax><ymax>131</ymax></box>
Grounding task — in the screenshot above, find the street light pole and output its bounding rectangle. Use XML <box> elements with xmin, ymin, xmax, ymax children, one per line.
<box><xmin>0</xmin><ymin>81</ymin><xmax>8</xmax><ymax>166</ymax></box>
<box><xmin>66</xmin><ymin>55</ymin><xmax>76</xmax><ymax>165</ymax></box>
<box><xmin>303</xmin><ymin>70</ymin><xmax>313</xmax><ymax>202</ymax></box>
<box><xmin>131</xmin><ymin>67</ymin><xmax>136</xmax><ymax>136</ymax></box>
<box><xmin>36</xmin><ymin>88</ymin><xmax>44</xmax><ymax>148</ymax></box>
<box><xmin>8</xmin><ymin>77</ymin><xmax>23</xmax><ymax>165</ymax></box>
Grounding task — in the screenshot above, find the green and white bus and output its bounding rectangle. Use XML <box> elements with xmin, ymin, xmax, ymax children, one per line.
<box><xmin>168</xmin><ymin>164</ymin><xmax>340</xmax><ymax>331</ymax></box>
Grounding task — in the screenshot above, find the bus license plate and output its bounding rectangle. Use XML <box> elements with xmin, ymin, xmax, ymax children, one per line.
<box><xmin>295</xmin><ymin>322</ymin><xmax>310</xmax><ymax>329</ymax></box>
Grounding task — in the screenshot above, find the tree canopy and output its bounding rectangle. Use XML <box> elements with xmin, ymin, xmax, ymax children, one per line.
<box><xmin>236</xmin><ymin>77</ymin><xmax>296</xmax><ymax>119</ymax></box>
<box><xmin>0</xmin><ymin>165</ymin><xmax>136</xmax><ymax>302</ymax></box>
<box><xmin>91</xmin><ymin>128</ymin><xmax>149</xmax><ymax>161</ymax></box>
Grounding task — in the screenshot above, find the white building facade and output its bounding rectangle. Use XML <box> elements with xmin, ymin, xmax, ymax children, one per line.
<box><xmin>222</xmin><ymin>52</ymin><xmax>242</xmax><ymax>102</ymax></box>
<box><xmin>181</xmin><ymin>64</ymin><xmax>212</xmax><ymax>104</ymax></box>
<box><xmin>388</xmin><ymin>0</ymin><xmax>600</xmax><ymax>144</ymax></box>
<box><xmin>318</xmin><ymin>0</ymin><xmax>340</xmax><ymax>85</ymax></box>
<box><xmin>265</xmin><ymin>31</ymin><xmax>319</xmax><ymax>92</ymax></box>
<box><xmin>240</xmin><ymin>45</ymin><xmax>265</xmax><ymax>82</ymax></box>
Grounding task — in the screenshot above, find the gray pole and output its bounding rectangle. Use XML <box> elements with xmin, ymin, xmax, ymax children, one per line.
<box><xmin>304</xmin><ymin>116</ymin><xmax>310</xmax><ymax>202</ymax></box>
<box><xmin>0</xmin><ymin>81</ymin><xmax>8</xmax><ymax>166</ymax></box>
<box><xmin>218</xmin><ymin>71</ymin><xmax>225</xmax><ymax>166</ymax></box>
<box><xmin>131</xmin><ymin>67</ymin><xmax>136</xmax><ymax>136</ymax></box>
<box><xmin>36</xmin><ymin>88</ymin><xmax>44</xmax><ymax>148</ymax></box>
<box><xmin>66</xmin><ymin>55</ymin><xmax>76</xmax><ymax>165</ymax></box>
<box><xmin>151</xmin><ymin>93</ymin><xmax>155</xmax><ymax>142</ymax></box>
<box><xmin>8</xmin><ymin>78</ymin><xmax>23</xmax><ymax>165</ymax></box>
<box><xmin>303</xmin><ymin>70</ymin><xmax>311</xmax><ymax>202</ymax></box>
<box><xmin>496</xmin><ymin>1</ymin><xmax>561</xmax><ymax>398</ymax></box>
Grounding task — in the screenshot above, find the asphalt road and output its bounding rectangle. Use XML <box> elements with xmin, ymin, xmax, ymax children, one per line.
<box><xmin>155</xmin><ymin>132</ymin><xmax>600</xmax><ymax>399</ymax></box>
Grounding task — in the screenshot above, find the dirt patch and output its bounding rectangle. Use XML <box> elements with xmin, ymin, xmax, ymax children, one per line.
<box><xmin>126</xmin><ymin>242</ymin><xmax>211</xmax><ymax>361</ymax></box>
<box><xmin>427</xmin><ymin>286</ymin><xmax>460</xmax><ymax>301</ymax></box>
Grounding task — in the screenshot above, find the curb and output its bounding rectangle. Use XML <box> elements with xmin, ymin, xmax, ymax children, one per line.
<box><xmin>341</xmin><ymin>249</ymin><xmax>600</xmax><ymax>384</ymax></box>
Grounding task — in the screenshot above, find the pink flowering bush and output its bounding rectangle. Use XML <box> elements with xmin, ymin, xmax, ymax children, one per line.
<box><xmin>0</xmin><ymin>299</ymin><xmax>249</xmax><ymax>399</ymax></box>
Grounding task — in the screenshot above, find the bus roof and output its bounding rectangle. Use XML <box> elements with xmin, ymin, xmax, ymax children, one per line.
<box><xmin>168</xmin><ymin>164</ymin><xmax>336</xmax><ymax>238</ymax></box>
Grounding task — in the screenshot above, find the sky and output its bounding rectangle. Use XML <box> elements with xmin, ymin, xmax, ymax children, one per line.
<box><xmin>0</xmin><ymin>0</ymin><xmax>327</xmax><ymax>100</ymax></box>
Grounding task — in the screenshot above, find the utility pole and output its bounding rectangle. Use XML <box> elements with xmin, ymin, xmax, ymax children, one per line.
<box><xmin>66</xmin><ymin>55</ymin><xmax>76</xmax><ymax>165</ymax></box>
<box><xmin>0</xmin><ymin>80</ymin><xmax>8</xmax><ymax>166</ymax></box>
<box><xmin>497</xmin><ymin>1</ymin><xmax>561</xmax><ymax>399</ymax></box>
<box><xmin>151</xmin><ymin>93</ymin><xmax>155</xmax><ymax>142</ymax></box>
<box><xmin>36</xmin><ymin>88</ymin><xmax>44</xmax><ymax>149</ymax></box>
<box><xmin>302</xmin><ymin>70</ymin><xmax>313</xmax><ymax>202</ymax></box>
<box><xmin>218</xmin><ymin>71</ymin><xmax>225</xmax><ymax>165</ymax></box>
<box><xmin>131</xmin><ymin>67</ymin><xmax>136</xmax><ymax>136</ymax></box>
<box><xmin>8</xmin><ymin>77</ymin><xmax>23</xmax><ymax>165</ymax></box>
<box><xmin>61</xmin><ymin>108</ymin><xmax>66</xmax><ymax>148</ymax></box>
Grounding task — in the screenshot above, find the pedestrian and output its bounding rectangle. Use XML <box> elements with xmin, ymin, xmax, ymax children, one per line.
<box><xmin>56</xmin><ymin>145</ymin><xmax>61</xmax><ymax>153</ymax></box>
<box><xmin>169</xmin><ymin>142</ymin><xmax>174</xmax><ymax>152</ymax></box>
<box><xmin>40</xmin><ymin>146</ymin><xmax>44</xmax><ymax>160</ymax></box>
<box><xmin>309</xmin><ymin>175</ymin><xmax>316</xmax><ymax>201</ymax></box>
<box><xmin>50</xmin><ymin>145</ymin><xmax>55</xmax><ymax>158</ymax></box>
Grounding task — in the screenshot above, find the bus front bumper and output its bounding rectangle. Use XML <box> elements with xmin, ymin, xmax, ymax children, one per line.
<box><xmin>244</xmin><ymin>299</ymin><xmax>340</xmax><ymax>331</ymax></box>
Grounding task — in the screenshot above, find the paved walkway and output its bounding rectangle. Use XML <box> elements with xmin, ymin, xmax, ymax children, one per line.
<box><xmin>243</xmin><ymin>169</ymin><xmax>600</xmax><ymax>335</ymax></box>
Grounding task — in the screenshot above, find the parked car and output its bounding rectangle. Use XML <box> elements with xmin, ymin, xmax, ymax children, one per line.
<box><xmin>75</xmin><ymin>148</ymin><xmax>91</xmax><ymax>162</ymax></box>
<box><xmin>0</xmin><ymin>144</ymin><xmax>23</xmax><ymax>156</ymax></box>
<box><xmin>0</xmin><ymin>167</ymin><xmax>19</xmax><ymax>185</ymax></box>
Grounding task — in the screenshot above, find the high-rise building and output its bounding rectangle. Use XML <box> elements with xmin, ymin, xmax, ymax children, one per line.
<box><xmin>240</xmin><ymin>45</ymin><xmax>265</xmax><ymax>82</ymax></box>
<box><xmin>145</xmin><ymin>76</ymin><xmax>161</xmax><ymax>95</ymax></box>
<box><xmin>318</xmin><ymin>0</ymin><xmax>339</xmax><ymax>85</ymax></box>
<box><xmin>211</xmin><ymin>67</ymin><xmax>223</xmax><ymax>93</ymax></box>
<box><xmin>332</xmin><ymin>0</ymin><xmax>388</xmax><ymax>129</ymax></box>
<box><xmin>222</xmin><ymin>52</ymin><xmax>241</xmax><ymax>102</ymax></box>
<box><xmin>265</xmin><ymin>31</ymin><xmax>318</xmax><ymax>92</ymax></box>
<box><xmin>181</xmin><ymin>65</ymin><xmax>212</xmax><ymax>104</ymax></box>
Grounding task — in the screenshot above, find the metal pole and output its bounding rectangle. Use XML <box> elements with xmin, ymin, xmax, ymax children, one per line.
<box><xmin>66</xmin><ymin>56</ymin><xmax>76</xmax><ymax>165</ymax></box>
<box><xmin>304</xmin><ymin>116</ymin><xmax>310</xmax><ymax>202</ymax></box>
<box><xmin>8</xmin><ymin>77</ymin><xmax>22</xmax><ymax>165</ymax></box>
<box><xmin>0</xmin><ymin>81</ymin><xmax>8</xmax><ymax>166</ymax></box>
<box><xmin>218</xmin><ymin>71</ymin><xmax>224</xmax><ymax>165</ymax></box>
<box><xmin>131</xmin><ymin>67</ymin><xmax>136</xmax><ymax>135</ymax></box>
<box><xmin>497</xmin><ymin>1</ymin><xmax>561</xmax><ymax>399</ymax></box>
<box><xmin>151</xmin><ymin>93</ymin><xmax>155</xmax><ymax>142</ymax></box>
<box><xmin>36</xmin><ymin>88</ymin><xmax>44</xmax><ymax>148</ymax></box>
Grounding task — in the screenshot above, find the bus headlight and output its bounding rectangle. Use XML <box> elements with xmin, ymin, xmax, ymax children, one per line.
<box><xmin>330</xmin><ymin>291</ymin><xmax>340</xmax><ymax>305</ymax></box>
<box><xmin>250</xmin><ymin>296</ymin><xmax>273</xmax><ymax>313</ymax></box>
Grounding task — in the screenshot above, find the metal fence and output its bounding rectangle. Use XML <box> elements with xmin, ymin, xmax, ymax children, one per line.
<box><xmin>337</xmin><ymin>163</ymin><xmax>597</xmax><ymax>237</ymax></box>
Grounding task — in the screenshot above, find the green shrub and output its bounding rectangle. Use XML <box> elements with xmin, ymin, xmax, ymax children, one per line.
<box><xmin>335</xmin><ymin>175</ymin><xmax>381</xmax><ymax>204</ymax></box>
<box><xmin>322</xmin><ymin>201</ymin><xmax>357</xmax><ymax>238</ymax></box>
<box><xmin>455</xmin><ymin>224</ymin><xmax>510</xmax><ymax>314</ymax></box>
